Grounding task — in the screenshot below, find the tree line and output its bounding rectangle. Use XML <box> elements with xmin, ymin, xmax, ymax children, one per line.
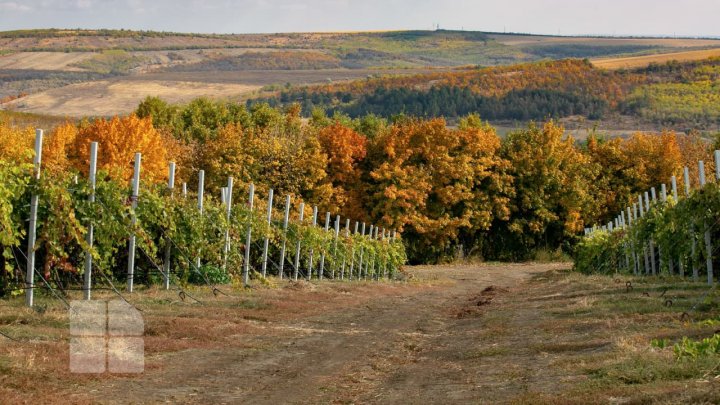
<box><xmin>2</xmin><ymin>97</ymin><xmax>717</xmax><ymax>264</ymax></box>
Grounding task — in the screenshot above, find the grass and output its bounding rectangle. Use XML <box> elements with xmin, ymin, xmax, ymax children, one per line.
<box><xmin>592</xmin><ymin>48</ymin><xmax>720</xmax><ymax>70</ymax></box>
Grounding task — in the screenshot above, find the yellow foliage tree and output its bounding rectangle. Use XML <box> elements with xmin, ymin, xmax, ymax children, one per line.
<box><xmin>44</xmin><ymin>121</ymin><xmax>78</xmax><ymax>173</ymax></box>
<box><xmin>71</xmin><ymin>115</ymin><xmax>170</xmax><ymax>183</ymax></box>
<box><xmin>0</xmin><ymin>123</ymin><xmax>34</xmax><ymax>164</ymax></box>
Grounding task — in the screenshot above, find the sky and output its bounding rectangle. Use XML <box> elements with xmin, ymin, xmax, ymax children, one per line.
<box><xmin>0</xmin><ymin>0</ymin><xmax>719</xmax><ymax>37</ymax></box>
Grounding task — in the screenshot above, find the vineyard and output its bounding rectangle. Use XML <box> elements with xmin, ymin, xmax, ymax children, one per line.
<box><xmin>576</xmin><ymin>151</ymin><xmax>720</xmax><ymax>284</ymax></box>
<box><xmin>575</xmin><ymin>149</ymin><xmax>720</xmax><ymax>358</ymax></box>
<box><xmin>0</xmin><ymin>128</ymin><xmax>406</xmax><ymax>306</ymax></box>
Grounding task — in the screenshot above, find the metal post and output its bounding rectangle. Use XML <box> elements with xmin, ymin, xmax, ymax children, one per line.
<box><xmin>261</xmin><ymin>189</ymin><xmax>274</xmax><ymax>278</ymax></box>
<box><xmin>633</xmin><ymin>203</ymin><xmax>640</xmax><ymax>275</ymax></box>
<box><xmin>127</xmin><ymin>153</ymin><xmax>141</xmax><ymax>293</ymax></box>
<box><xmin>196</xmin><ymin>170</ymin><xmax>204</xmax><ymax>272</ymax></box>
<box><xmin>684</xmin><ymin>167</ymin><xmax>698</xmax><ymax>281</ymax></box>
<box><xmin>651</xmin><ymin>187</ymin><xmax>662</xmax><ymax>275</ymax></box>
<box><xmin>333</xmin><ymin>215</ymin><xmax>340</xmax><ymax>279</ymax></box>
<box><xmin>279</xmin><ymin>195</ymin><xmax>291</xmax><ymax>279</ymax></box>
<box><xmin>349</xmin><ymin>221</ymin><xmax>359</xmax><ymax>280</ymax></box>
<box><xmin>638</xmin><ymin>195</ymin><xmax>650</xmax><ymax>275</ymax></box>
<box><xmin>25</xmin><ymin>129</ymin><xmax>43</xmax><ymax>307</ymax></box>
<box><xmin>223</xmin><ymin>177</ymin><xmax>234</xmax><ymax>272</ymax></box>
<box><xmin>162</xmin><ymin>162</ymin><xmax>175</xmax><ymax>290</ymax></box>
<box><xmin>83</xmin><ymin>142</ymin><xmax>98</xmax><ymax>300</ymax></box>
<box><xmin>661</xmin><ymin>183</ymin><xmax>672</xmax><ymax>275</ymax></box>
<box><xmin>644</xmin><ymin>191</ymin><xmax>656</xmax><ymax>275</ymax></box>
<box><xmin>699</xmin><ymin>161</ymin><xmax>714</xmax><ymax>285</ymax></box>
<box><xmin>368</xmin><ymin>225</ymin><xmax>374</xmax><ymax>280</ymax></box>
<box><xmin>307</xmin><ymin>206</ymin><xmax>318</xmax><ymax>281</ymax></box>
<box><xmin>382</xmin><ymin>229</ymin><xmax>388</xmax><ymax>279</ymax></box>
<box><xmin>319</xmin><ymin>212</ymin><xmax>330</xmax><ymax>280</ymax></box>
<box><xmin>359</xmin><ymin>223</ymin><xmax>366</xmax><ymax>280</ymax></box>
<box><xmin>342</xmin><ymin>219</ymin><xmax>350</xmax><ymax>280</ymax></box>
<box><xmin>293</xmin><ymin>203</ymin><xmax>305</xmax><ymax>281</ymax></box>
<box><xmin>243</xmin><ymin>183</ymin><xmax>254</xmax><ymax>287</ymax></box>
<box><xmin>182</xmin><ymin>182</ymin><xmax>187</xmax><ymax>198</ymax></box>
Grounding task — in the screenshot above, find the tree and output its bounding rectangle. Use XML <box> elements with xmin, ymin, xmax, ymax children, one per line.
<box><xmin>317</xmin><ymin>122</ymin><xmax>367</xmax><ymax>218</ymax></box>
<box><xmin>71</xmin><ymin>115</ymin><xmax>171</xmax><ymax>183</ymax></box>
<box><xmin>497</xmin><ymin>121</ymin><xmax>594</xmax><ymax>259</ymax></box>
<box><xmin>365</xmin><ymin>116</ymin><xmax>510</xmax><ymax>262</ymax></box>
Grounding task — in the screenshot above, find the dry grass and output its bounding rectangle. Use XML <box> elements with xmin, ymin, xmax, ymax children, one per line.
<box><xmin>592</xmin><ymin>48</ymin><xmax>720</xmax><ymax>70</ymax></box>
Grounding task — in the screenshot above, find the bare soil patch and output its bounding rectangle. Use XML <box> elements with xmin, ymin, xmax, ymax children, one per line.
<box><xmin>1</xmin><ymin>263</ymin><xmax>719</xmax><ymax>404</ymax></box>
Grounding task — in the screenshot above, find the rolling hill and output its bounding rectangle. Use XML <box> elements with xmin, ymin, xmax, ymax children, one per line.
<box><xmin>1</xmin><ymin>28</ymin><xmax>720</xmax><ymax>123</ymax></box>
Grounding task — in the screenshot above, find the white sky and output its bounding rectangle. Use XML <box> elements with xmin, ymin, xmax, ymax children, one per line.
<box><xmin>0</xmin><ymin>0</ymin><xmax>718</xmax><ymax>37</ymax></box>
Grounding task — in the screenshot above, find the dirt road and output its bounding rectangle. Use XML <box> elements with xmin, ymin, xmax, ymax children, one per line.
<box><xmin>5</xmin><ymin>262</ymin><xmax>720</xmax><ymax>404</ymax></box>
<box><xmin>71</xmin><ymin>263</ymin><xmax>558</xmax><ymax>404</ymax></box>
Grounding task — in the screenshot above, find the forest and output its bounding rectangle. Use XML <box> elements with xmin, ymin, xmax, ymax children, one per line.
<box><xmin>250</xmin><ymin>58</ymin><xmax>720</xmax><ymax>128</ymax></box>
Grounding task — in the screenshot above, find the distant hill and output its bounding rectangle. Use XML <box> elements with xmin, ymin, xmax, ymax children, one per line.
<box><xmin>248</xmin><ymin>58</ymin><xmax>720</xmax><ymax>130</ymax></box>
<box><xmin>2</xmin><ymin>28</ymin><xmax>720</xmax><ymax>122</ymax></box>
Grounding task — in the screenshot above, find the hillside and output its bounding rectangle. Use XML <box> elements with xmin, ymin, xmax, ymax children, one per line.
<box><xmin>2</xmin><ymin>29</ymin><xmax>720</xmax><ymax>119</ymax></box>
<box><xmin>248</xmin><ymin>58</ymin><xmax>720</xmax><ymax>130</ymax></box>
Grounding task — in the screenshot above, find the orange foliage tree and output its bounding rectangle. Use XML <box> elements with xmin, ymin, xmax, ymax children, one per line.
<box><xmin>317</xmin><ymin>122</ymin><xmax>367</xmax><ymax>219</ymax></box>
<box><xmin>365</xmin><ymin>116</ymin><xmax>509</xmax><ymax>261</ymax></box>
<box><xmin>71</xmin><ymin>115</ymin><xmax>171</xmax><ymax>183</ymax></box>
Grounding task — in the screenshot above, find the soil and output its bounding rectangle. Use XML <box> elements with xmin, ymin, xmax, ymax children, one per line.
<box><xmin>77</xmin><ymin>263</ymin><xmax>556</xmax><ymax>404</ymax></box>
<box><xmin>3</xmin><ymin>262</ymin><xmax>719</xmax><ymax>404</ymax></box>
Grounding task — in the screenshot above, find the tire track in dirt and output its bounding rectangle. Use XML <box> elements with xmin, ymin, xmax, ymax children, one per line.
<box><xmin>83</xmin><ymin>263</ymin><xmax>563</xmax><ymax>404</ymax></box>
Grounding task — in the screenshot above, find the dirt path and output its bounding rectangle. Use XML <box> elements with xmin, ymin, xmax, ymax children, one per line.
<box><xmin>72</xmin><ymin>263</ymin><xmax>558</xmax><ymax>404</ymax></box>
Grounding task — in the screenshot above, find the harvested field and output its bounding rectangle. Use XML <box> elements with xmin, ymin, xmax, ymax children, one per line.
<box><xmin>4</xmin><ymin>79</ymin><xmax>260</xmax><ymax>117</ymax></box>
<box><xmin>592</xmin><ymin>48</ymin><xmax>720</xmax><ymax>69</ymax></box>
<box><xmin>2</xmin><ymin>68</ymin><xmax>438</xmax><ymax>117</ymax></box>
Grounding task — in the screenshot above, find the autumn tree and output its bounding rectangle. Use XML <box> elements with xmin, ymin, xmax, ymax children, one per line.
<box><xmin>496</xmin><ymin>121</ymin><xmax>594</xmax><ymax>259</ymax></box>
<box><xmin>71</xmin><ymin>115</ymin><xmax>172</xmax><ymax>183</ymax></box>
<box><xmin>365</xmin><ymin>116</ymin><xmax>509</xmax><ymax>262</ymax></box>
<box><xmin>621</xmin><ymin>131</ymin><xmax>682</xmax><ymax>193</ymax></box>
<box><xmin>317</xmin><ymin>122</ymin><xmax>367</xmax><ymax>218</ymax></box>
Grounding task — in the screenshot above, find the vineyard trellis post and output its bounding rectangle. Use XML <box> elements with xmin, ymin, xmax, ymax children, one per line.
<box><xmin>243</xmin><ymin>183</ymin><xmax>254</xmax><ymax>287</ymax></box>
<box><xmin>163</xmin><ymin>161</ymin><xmax>175</xmax><ymax>290</ymax></box>
<box><xmin>83</xmin><ymin>141</ymin><xmax>98</xmax><ymax>299</ymax></box>
<box><xmin>333</xmin><ymin>215</ymin><xmax>340</xmax><ymax>279</ymax></box>
<box><xmin>319</xmin><ymin>211</ymin><xmax>330</xmax><ymax>280</ymax></box>
<box><xmin>223</xmin><ymin>176</ymin><xmax>233</xmax><ymax>272</ymax></box>
<box><xmin>196</xmin><ymin>170</ymin><xmax>205</xmax><ymax>272</ymax></box>
<box><xmin>698</xmin><ymin>161</ymin><xmax>713</xmax><ymax>285</ymax></box>
<box><xmin>342</xmin><ymin>219</ymin><xmax>350</xmax><ymax>280</ymax></box>
<box><xmin>368</xmin><ymin>225</ymin><xmax>375</xmax><ymax>279</ymax></box>
<box><xmin>350</xmin><ymin>221</ymin><xmax>358</xmax><ymax>280</ymax></box>
<box><xmin>651</xmin><ymin>187</ymin><xmax>663</xmax><ymax>275</ymax></box>
<box><xmin>638</xmin><ymin>195</ymin><xmax>649</xmax><ymax>275</ymax></box>
<box><xmin>25</xmin><ymin>129</ymin><xmax>43</xmax><ymax>307</ymax></box>
<box><xmin>278</xmin><ymin>195</ymin><xmax>291</xmax><ymax>279</ymax></box>
<box><xmin>293</xmin><ymin>202</ymin><xmax>305</xmax><ymax>281</ymax></box>
<box><xmin>621</xmin><ymin>210</ymin><xmax>630</xmax><ymax>273</ymax></box>
<box><xmin>671</xmin><ymin>175</ymin><xmax>684</xmax><ymax>277</ymax></box>
<box><xmin>127</xmin><ymin>152</ymin><xmax>141</xmax><ymax>293</ymax></box>
<box><xmin>359</xmin><ymin>222</ymin><xmax>366</xmax><ymax>279</ymax></box>
<box><xmin>261</xmin><ymin>188</ymin><xmax>274</xmax><ymax>278</ymax></box>
<box><xmin>684</xmin><ymin>166</ymin><xmax>699</xmax><ymax>281</ymax></box>
<box><xmin>661</xmin><ymin>183</ymin><xmax>672</xmax><ymax>275</ymax></box>
<box><xmin>633</xmin><ymin>203</ymin><xmax>642</xmax><ymax>276</ymax></box>
<box><xmin>645</xmin><ymin>191</ymin><xmax>656</xmax><ymax>275</ymax></box>
<box><xmin>307</xmin><ymin>206</ymin><xmax>318</xmax><ymax>281</ymax></box>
